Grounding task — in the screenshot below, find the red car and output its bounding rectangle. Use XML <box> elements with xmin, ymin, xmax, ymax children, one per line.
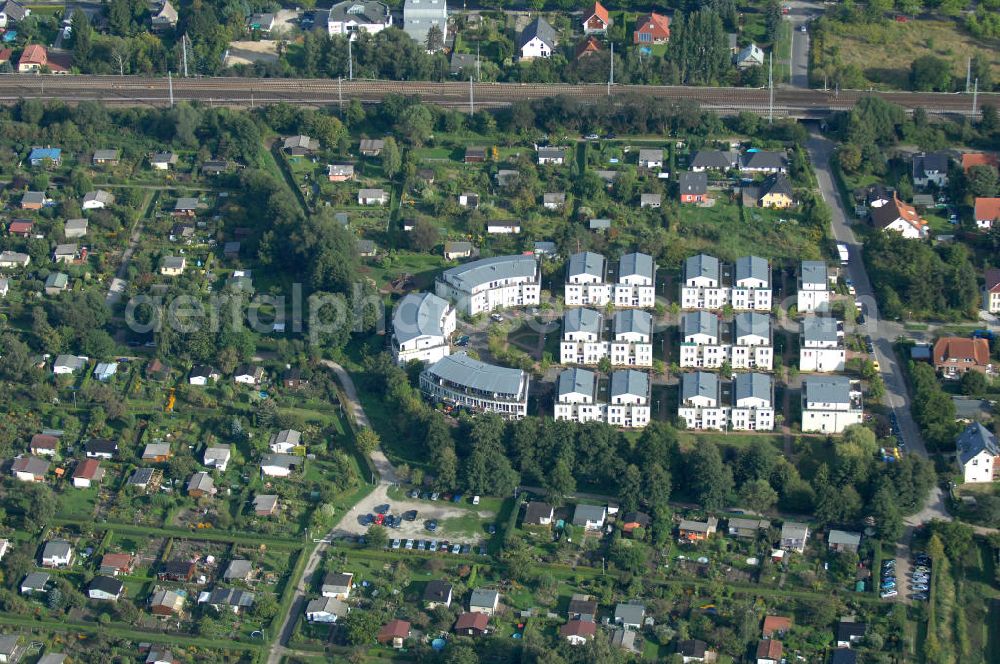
<box><xmin>374</xmin><ymin>513</ymin><xmax>385</xmax><ymax>526</ymax></box>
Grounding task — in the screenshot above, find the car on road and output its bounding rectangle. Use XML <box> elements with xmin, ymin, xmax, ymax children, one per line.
<box><xmin>800</xmin><ymin>24</ymin><xmax>807</xmax><ymax>31</ymax></box>
<box><xmin>456</xmin><ymin>335</ymin><xmax>470</xmax><ymax>347</ymax></box>
<box><xmin>403</xmin><ymin>510</ymin><xmax>418</xmax><ymax>521</ymax></box>
<box><xmin>585</xmin><ymin>133</ymin><xmax>599</xmax><ymax>140</ymax></box>
<box><xmin>425</xmin><ymin>519</ymin><xmax>438</xmax><ymax>532</ymax></box>
<box><xmin>391</xmin><ymin>538</ymin><xmax>401</xmax><ymax>549</ymax></box>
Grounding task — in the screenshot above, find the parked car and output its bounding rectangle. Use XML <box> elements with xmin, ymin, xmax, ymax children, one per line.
<box><xmin>391</xmin><ymin>538</ymin><xmax>401</xmax><ymax>549</ymax></box>
<box><xmin>429</xmin><ymin>540</ymin><xmax>438</xmax><ymax>552</ymax></box>
<box><xmin>430</xmin><ymin>492</ymin><xmax>440</xmax><ymax>501</ymax></box>
<box><xmin>452</xmin><ymin>544</ymin><xmax>462</xmax><ymax>554</ymax></box>
<box><xmin>425</xmin><ymin>520</ymin><xmax>438</xmax><ymax>532</ymax></box>
<box><xmin>880</xmin><ymin>589</ymin><xmax>897</xmax><ymax>599</ymax></box>
<box><xmin>374</xmin><ymin>504</ymin><xmax>390</xmax><ymax>514</ymax></box>
<box><xmin>405</xmin><ymin>539</ymin><xmax>414</xmax><ymax>550</ymax></box>
<box><xmin>403</xmin><ymin>510</ymin><xmax>418</xmax><ymax>521</ymax></box>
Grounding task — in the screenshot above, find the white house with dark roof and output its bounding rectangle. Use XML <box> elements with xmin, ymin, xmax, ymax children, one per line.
<box><xmin>799</xmin><ymin>316</ymin><xmax>845</xmax><ymax>372</ymax></box>
<box><xmin>306</xmin><ymin>596</ymin><xmax>350</xmax><ymax>623</ymax></box>
<box><xmin>565</xmin><ymin>252</ymin><xmax>610</xmax><ymax>306</ymax></box>
<box><xmin>801</xmin><ymin>376</ymin><xmax>862</xmax><ymax>433</ymax></box>
<box><xmin>679</xmin><ymin>311</ymin><xmax>727</xmax><ymax>369</ymax></box>
<box><xmin>560</xmin><ymin>308</ymin><xmax>606</xmax><ymax>365</ymax></box>
<box><xmin>269</xmin><ymin>429</ymin><xmax>302</xmax><ymax>454</ymax></box>
<box><xmin>327</xmin><ymin>1</ymin><xmax>392</xmax><ymax>39</ymax></box>
<box><xmin>730</xmin><ymin>373</ymin><xmax>774</xmax><ymax>431</ymax></box>
<box><xmin>610</xmin><ymin>309</ymin><xmax>653</xmax><ymax>367</ymax></box>
<box><xmin>690</xmin><ymin>149</ymin><xmax>738</xmax><ymax>172</ymax></box>
<box><xmin>554</xmin><ymin>368</ymin><xmax>605</xmax><ymax>424</ymax></box>
<box><xmin>537</xmin><ymin>146</ymin><xmax>565</xmax><ymax>164</ymax></box>
<box><xmin>732</xmin><ymin>256</ymin><xmax>772</xmax><ymax>311</ymax></box>
<box><xmin>912</xmin><ymin>151</ymin><xmax>949</xmax><ymax>189</ymax></box>
<box><xmin>572</xmin><ymin>504</ymin><xmax>607</xmax><ymax>530</ymax></box>
<box><xmin>678</xmin><ymin>372</ymin><xmax>726</xmax><ymax>430</ymax></box>
<box><xmin>419</xmin><ymin>353</ymin><xmax>529</xmax><ymax>418</ymax></box>
<box><xmin>731</xmin><ymin>312</ymin><xmax>773</xmax><ymax>370</ymax></box>
<box><xmin>391</xmin><ymin>292</ymin><xmax>456</xmax><ymax>365</ymax></box>
<box><xmin>798</xmin><ymin>261</ymin><xmax>831</xmax><ymax>313</ymax></box>
<box><xmin>680</xmin><ymin>254</ymin><xmax>725</xmax><ymax>310</ymax></box>
<box><xmin>607</xmin><ymin>370</ymin><xmax>650</xmax><ymax>428</ymax></box>
<box><xmin>638</xmin><ymin>149</ymin><xmax>663</xmax><ymax>169</ymax></box>
<box><xmin>518</xmin><ymin>17</ymin><xmax>556</xmax><ymax>60</ymax></box>
<box><xmin>614</xmin><ymin>252</ymin><xmax>656</xmax><ymax>308</ymax></box>
<box><xmin>741</xmin><ymin>150</ymin><xmax>787</xmax><ymax>173</ymax></box>
<box><xmin>435</xmin><ymin>255</ymin><xmax>540</xmax><ymax>316</ymax></box>
<box><xmin>956</xmin><ymin>422</ymin><xmax>999</xmax><ymax>483</ymax></box>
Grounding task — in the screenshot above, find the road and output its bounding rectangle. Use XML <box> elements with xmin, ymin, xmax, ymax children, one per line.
<box><xmin>266</xmin><ymin>360</ymin><xmax>388</xmax><ymax>664</ymax></box>
<box><xmin>0</xmin><ymin>74</ymin><xmax>993</xmax><ymax>117</ymax></box>
<box><xmin>786</xmin><ymin>3</ymin><xmax>814</xmax><ymax>89</ymax></box>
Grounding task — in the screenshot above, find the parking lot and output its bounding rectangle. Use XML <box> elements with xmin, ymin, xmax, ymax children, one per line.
<box><xmin>330</xmin><ymin>482</ymin><xmax>496</xmax><ymax>544</ymax></box>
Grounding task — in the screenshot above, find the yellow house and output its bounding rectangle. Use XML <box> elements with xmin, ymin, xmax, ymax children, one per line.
<box><xmin>160</xmin><ymin>256</ymin><xmax>186</xmax><ymax>276</ymax></box>
<box><xmin>758</xmin><ymin>173</ymin><xmax>794</xmax><ymax>209</ymax></box>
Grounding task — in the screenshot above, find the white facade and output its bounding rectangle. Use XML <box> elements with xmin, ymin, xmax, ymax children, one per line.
<box><xmin>420</xmin><ymin>353</ymin><xmax>529</xmax><ymax>419</ymax></box>
<box><xmin>392</xmin><ymin>292</ymin><xmax>456</xmax><ymax>365</ymax></box>
<box><xmin>436</xmin><ymin>255</ymin><xmax>540</xmax><ymax>316</ymax></box>
<box><xmin>799</xmin><ymin>317</ymin><xmax>845</xmax><ymax>373</ymax></box>
<box><xmin>606</xmin><ymin>370</ymin><xmax>651</xmax><ymax>428</ymax></box>
<box><xmin>565</xmin><ymin>252</ymin><xmax>610</xmax><ymax>307</ymax></box>
<box><xmin>801</xmin><ymin>376</ymin><xmax>863</xmax><ymax>434</ymax></box>
<box><xmin>797</xmin><ymin>261</ymin><xmax>831</xmax><ymax>313</ymax></box>
<box><xmin>520</xmin><ymin>35</ymin><xmax>552</xmax><ymax>59</ymax></box>
<box><xmin>614</xmin><ymin>252</ymin><xmax>656</xmax><ymax>308</ymax></box>
<box><xmin>553</xmin><ymin>368</ymin><xmax>606</xmax><ymax>424</ymax></box>
<box><xmin>327</xmin><ymin>1</ymin><xmax>392</xmax><ymax>39</ymax></box>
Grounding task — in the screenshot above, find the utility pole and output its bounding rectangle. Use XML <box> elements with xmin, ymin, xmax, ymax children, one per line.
<box><xmin>182</xmin><ymin>34</ymin><xmax>188</xmax><ymax>78</ymax></box>
<box><xmin>469</xmin><ymin>76</ymin><xmax>474</xmax><ymax>116</ymax></box>
<box><xmin>348</xmin><ymin>39</ymin><xmax>353</xmax><ymax>81</ymax></box>
<box><xmin>168</xmin><ymin>70</ymin><xmax>174</xmax><ymax>107</ymax></box>
<box><xmin>973</xmin><ymin>77</ymin><xmax>979</xmax><ymax>118</ymax></box>
<box><xmin>338</xmin><ymin>76</ymin><xmax>343</xmax><ymax>115</ymax></box>
<box><xmin>608</xmin><ymin>42</ymin><xmax>614</xmax><ymax>97</ymax></box>
<box><xmin>768</xmin><ymin>52</ymin><xmax>774</xmax><ymax>124</ymax></box>
<box><xmin>476</xmin><ymin>42</ymin><xmax>481</xmax><ymax>82</ymax></box>
<box><xmin>966</xmin><ymin>57</ymin><xmax>971</xmax><ymax>93</ymax></box>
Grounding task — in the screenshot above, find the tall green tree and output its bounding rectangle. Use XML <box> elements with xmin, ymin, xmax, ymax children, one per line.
<box><xmin>685</xmin><ymin>441</ymin><xmax>733</xmax><ymax>510</ymax></box>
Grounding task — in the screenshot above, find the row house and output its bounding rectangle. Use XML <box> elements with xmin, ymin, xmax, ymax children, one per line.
<box><xmin>560</xmin><ymin>309</ymin><xmax>653</xmax><ymax>367</ymax></box>
<box><xmin>680</xmin><ymin>254</ymin><xmax>772</xmax><ymax>311</ymax></box>
<box><xmin>677</xmin><ymin>372</ymin><xmax>775</xmax><ymax>431</ymax></box>
<box><xmin>679</xmin><ymin>312</ymin><xmax>773</xmax><ymax>370</ymax></box>
<box><xmin>564</xmin><ymin>252</ymin><xmax>656</xmax><ymax>308</ymax></box>
<box><xmin>799</xmin><ymin>316</ymin><xmax>845</xmax><ymax>372</ymax></box>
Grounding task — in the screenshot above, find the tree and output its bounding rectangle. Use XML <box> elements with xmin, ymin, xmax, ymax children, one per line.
<box><xmin>686</xmin><ymin>441</ymin><xmax>733</xmax><ymax>510</ymax></box>
<box><xmin>966</xmin><ymin>164</ymin><xmax>999</xmax><ymax>198</ymax></box>
<box><xmin>397</xmin><ymin>105</ymin><xmax>434</xmax><ymax>145</ymax></box>
<box><xmin>71</xmin><ymin>10</ymin><xmax>94</xmax><ymax>63</ymax></box>
<box><xmin>764</xmin><ymin>0</ymin><xmax>783</xmax><ymax>42</ymax></box>
<box><xmin>426</xmin><ymin>24</ymin><xmax>445</xmax><ymax>52</ymax></box>
<box><xmin>869</xmin><ymin>485</ymin><xmax>904</xmax><ymax>542</ymax></box>
<box><xmin>409</xmin><ymin>219</ymin><xmax>439</xmax><ymax>252</ymax></box>
<box><xmin>355</xmin><ymin>427</ymin><xmax>381</xmax><ymax>454</ymax></box>
<box><xmin>382</xmin><ymin>137</ymin><xmax>402</xmax><ymax>179</ymax></box>
<box><xmin>343</xmin><ymin>610</ymin><xmax>381</xmax><ymax>645</ymax></box>
<box><xmin>738</xmin><ymin>479</ymin><xmax>778</xmax><ymax>514</ymax></box>
<box><xmin>959</xmin><ymin>370</ymin><xmax>989</xmax><ymax>397</ymax></box>
<box><xmin>366</xmin><ymin>525</ymin><xmax>388</xmax><ymax>549</ymax></box>
<box><xmin>910</xmin><ymin>55</ymin><xmax>953</xmax><ymax>92</ymax></box>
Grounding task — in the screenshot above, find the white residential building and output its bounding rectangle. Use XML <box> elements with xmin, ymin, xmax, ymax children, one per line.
<box><xmin>435</xmin><ymin>255</ymin><xmax>540</xmax><ymax>316</ymax></box>
<box><xmin>731</xmin><ymin>255</ymin><xmax>772</xmax><ymax>311</ymax></box>
<box><xmin>606</xmin><ymin>370</ymin><xmax>650</xmax><ymax>429</ymax></box>
<box><xmin>797</xmin><ymin>261</ymin><xmax>831</xmax><ymax>313</ymax></box>
<box><xmin>391</xmin><ymin>292</ymin><xmax>456</xmax><ymax>365</ymax></box>
<box><xmin>731</xmin><ymin>312</ymin><xmax>773</xmax><ymax>370</ymax></box>
<box><xmin>799</xmin><ymin>316</ymin><xmax>845</xmax><ymax>372</ymax></box>
<box><xmin>730</xmin><ymin>373</ymin><xmax>774</xmax><ymax>431</ymax></box>
<box><xmin>679</xmin><ymin>311</ymin><xmax>727</xmax><ymax>369</ymax></box>
<box><xmin>560</xmin><ymin>308</ymin><xmax>606</xmax><ymax>365</ymax></box>
<box><xmin>613</xmin><ymin>252</ymin><xmax>656</xmax><ymax>308</ymax></box>
<box><xmin>402</xmin><ymin>0</ymin><xmax>447</xmax><ymax>47</ymax></box>
<box><xmin>610</xmin><ymin>309</ymin><xmax>653</xmax><ymax>367</ymax></box>
<box><xmin>678</xmin><ymin>371</ymin><xmax>727</xmax><ymax>431</ymax></box>
<box><xmin>420</xmin><ymin>353</ymin><xmax>529</xmax><ymax>419</ymax></box>
<box><xmin>801</xmin><ymin>376</ymin><xmax>863</xmax><ymax>434</ymax></box>
<box><xmin>564</xmin><ymin>252</ymin><xmax>610</xmax><ymax>306</ymax></box>
<box><xmin>327</xmin><ymin>1</ymin><xmax>392</xmax><ymax>39</ymax></box>
<box><xmin>553</xmin><ymin>368</ymin><xmax>605</xmax><ymax>424</ymax></box>
<box><xmin>956</xmin><ymin>422</ymin><xmax>999</xmax><ymax>484</ymax></box>
<box><xmin>680</xmin><ymin>254</ymin><xmax>725</xmax><ymax>310</ymax></box>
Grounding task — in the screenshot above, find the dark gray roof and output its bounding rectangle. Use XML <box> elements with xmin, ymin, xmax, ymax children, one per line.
<box><xmin>392</xmin><ymin>292</ymin><xmax>452</xmax><ymax>344</ymax></box>
<box><xmin>470</xmin><ymin>588</ymin><xmax>499</xmax><ymax>609</ymax></box>
<box><xmin>42</xmin><ymin>539</ymin><xmax>72</xmax><ymax>559</ymax></box>
<box><xmin>537</xmin><ymin>146</ymin><xmax>564</xmax><ymax>160</ymax></box>
<box><xmin>423</xmin><ymin>579</ymin><xmax>452</xmax><ymax>602</ymax></box>
<box><xmin>3</xmin><ymin>1</ymin><xmax>29</xmax><ymax>21</ymax></box>
<box><xmin>685</xmin><ymin>254</ymin><xmax>719</xmax><ymax>282</ymax></box>
<box><xmin>742</xmin><ymin>150</ymin><xmax>787</xmax><ymax>170</ymax></box>
<box><xmin>828</xmin><ymin>529</ymin><xmax>862</xmax><ymax>547</ymax></box>
<box><xmin>691</xmin><ymin>150</ymin><xmax>734</xmax><ymax>170</ymax></box>
<box><xmin>956</xmin><ymin>422</ymin><xmax>999</xmax><ymax>465</ymax></box>
<box><xmin>450</xmin><ymin>52</ymin><xmax>477</xmax><ymax>73</ymax></box>
<box><xmin>425</xmin><ymin>353</ymin><xmax>525</xmax><ymax>396</ymax></box>
<box><xmin>610</xmin><ymin>369</ymin><xmax>649</xmax><ymax>398</ymax></box>
<box><xmin>21</xmin><ymin>571</ymin><xmax>50</xmax><ymax>590</ymax></box>
<box><xmin>802</xmin><ymin>316</ymin><xmax>839</xmax><ymax>343</ymax></box>
<box><xmin>207</xmin><ymin>587</ymin><xmax>254</xmax><ymax>608</ymax></box>
<box><xmin>614</xmin><ymin>602</ymin><xmax>646</xmax><ymax>625</ymax></box>
<box><xmin>572</xmin><ymin>504</ymin><xmax>606</xmax><ymax>525</ymax></box>
<box><xmin>735</xmin><ymin>255</ymin><xmax>769</xmax><ymax>285</ymax></box>
<box><xmin>260</xmin><ymin>453</ymin><xmax>303</xmax><ymax>469</ymax></box>
<box><xmin>524</xmin><ymin>501</ymin><xmax>554</xmax><ymax>524</ymax></box>
<box><xmin>613</xmin><ymin>309</ymin><xmax>652</xmax><ymax>337</ymax></box>
<box><xmin>831</xmin><ymin>649</ymin><xmax>858</xmax><ymax>664</ymax></box>
<box><xmin>913</xmin><ymin>151</ymin><xmax>949</xmax><ymax>177</ymax></box>
<box><xmin>638</xmin><ymin>148</ymin><xmax>663</xmax><ymax>162</ymax></box>
<box><xmin>761</xmin><ymin>172</ymin><xmax>793</xmax><ymax>198</ymax></box>
<box><xmin>564</xmin><ymin>308</ymin><xmax>602</xmax><ymax>336</ymax></box>
<box><xmin>439</xmin><ymin>255</ymin><xmax>537</xmax><ymax>292</ymax></box>
<box><xmin>679</xmin><ymin>171</ymin><xmax>708</xmax><ymax>195</ymax></box>
<box><xmin>734</xmin><ymin>372</ymin><xmax>772</xmax><ymax>403</ymax></box>
<box><xmin>328</xmin><ymin>0</ymin><xmax>390</xmax><ymax>24</ymax></box>
<box><xmin>683</xmin><ymin>311</ymin><xmax>718</xmax><ymax>339</ymax></box>
<box><xmin>803</xmin><ymin>375</ymin><xmax>851</xmax><ymax>404</ymax></box>
<box><xmin>734</xmin><ymin>312</ymin><xmax>770</xmax><ymax>339</ymax></box>
<box><xmin>558</xmin><ymin>367</ymin><xmax>596</xmax><ymax>398</ymax></box>
<box><xmin>567</xmin><ymin>251</ymin><xmax>606</xmax><ymax>280</ymax></box>
<box><xmin>223</xmin><ymin>559</ymin><xmax>253</xmax><ymax>580</ymax></box>
<box><xmin>678</xmin><ymin>640</ymin><xmax>707</xmax><ymax>658</ymax></box>
<box><xmin>681</xmin><ymin>371</ymin><xmax>718</xmax><ymax>402</ymax></box>
<box><xmin>618</xmin><ymin>252</ymin><xmax>654</xmax><ymax>281</ymax></box>
<box><xmin>519</xmin><ymin>16</ymin><xmax>557</xmax><ymax>50</ymax></box>
<box><xmin>800</xmin><ymin>260</ymin><xmax>827</xmax><ymax>285</ymax></box>
<box><xmin>89</xmin><ymin>575</ymin><xmax>124</xmax><ymax>596</ymax></box>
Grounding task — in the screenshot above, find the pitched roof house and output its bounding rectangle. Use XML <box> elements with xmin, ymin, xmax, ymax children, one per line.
<box><xmin>933</xmin><ymin>336</ymin><xmax>992</xmax><ymax>378</ymax></box>
<box><xmin>974</xmin><ymin>197</ymin><xmax>1000</xmax><ymax>230</ymax></box>
<box><xmin>956</xmin><ymin>422</ymin><xmax>999</xmax><ymax>484</ymax></box>
<box><xmin>583</xmin><ymin>2</ymin><xmax>610</xmax><ymax>34</ymax></box>
<box><xmin>518</xmin><ymin>17</ymin><xmax>556</xmax><ymax>60</ymax></box>
<box><xmin>871</xmin><ymin>195</ymin><xmax>928</xmax><ymax>239</ymax></box>
<box><xmin>634</xmin><ymin>12</ymin><xmax>670</xmax><ymax>44</ymax></box>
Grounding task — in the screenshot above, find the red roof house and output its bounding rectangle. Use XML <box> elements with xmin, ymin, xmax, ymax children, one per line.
<box><xmin>583</xmin><ymin>2</ymin><xmax>611</xmax><ymax>34</ymax></box>
<box><xmin>454</xmin><ymin>611</ymin><xmax>489</xmax><ymax>636</ymax></box>
<box><xmin>72</xmin><ymin>459</ymin><xmax>105</xmax><ymax>488</ymax></box>
<box><xmin>634</xmin><ymin>12</ymin><xmax>670</xmax><ymax>44</ymax></box>
<box><xmin>377</xmin><ymin>619</ymin><xmax>410</xmax><ymax>648</ymax></box>
<box><xmin>762</xmin><ymin>615</ymin><xmax>792</xmax><ymax>638</ymax></box>
<box><xmin>8</xmin><ymin>220</ymin><xmax>34</xmax><ymax>237</ymax></box>
<box><xmin>933</xmin><ymin>337</ymin><xmax>992</xmax><ymax>378</ymax></box>
<box><xmin>18</xmin><ymin>45</ymin><xmax>48</xmax><ymax>72</ymax></box>
<box><xmin>575</xmin><ymin>35</ymin><xmax>603</xmax><ymax>59</ymax></box>
<box><xmin>974</xmin><ymin>197</ymin><xmax>1000</xmax><ymax>230</ymax></box>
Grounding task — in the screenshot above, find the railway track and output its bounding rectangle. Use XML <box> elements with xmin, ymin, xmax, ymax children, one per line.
<box><xmin>0</xmin><ymin>74</ymin><xmax>991</xmax><ymax>116</ymax></box>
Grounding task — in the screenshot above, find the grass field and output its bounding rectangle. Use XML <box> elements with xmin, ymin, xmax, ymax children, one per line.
<box><xmin>818</xmin><ymin>18</ymin><xmax>1000</xmax><ymax>90</ymax></box>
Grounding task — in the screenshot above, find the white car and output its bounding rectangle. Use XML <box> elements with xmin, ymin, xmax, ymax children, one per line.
<box><xmin>472</xmin><ymin>495</ymin><xmax>480</xmax><ymax>505</ymax></box>
<box><xmin>490</xmin><ymin>313</ymin><xmax>504</xmax><ymax>322</ymax></box>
